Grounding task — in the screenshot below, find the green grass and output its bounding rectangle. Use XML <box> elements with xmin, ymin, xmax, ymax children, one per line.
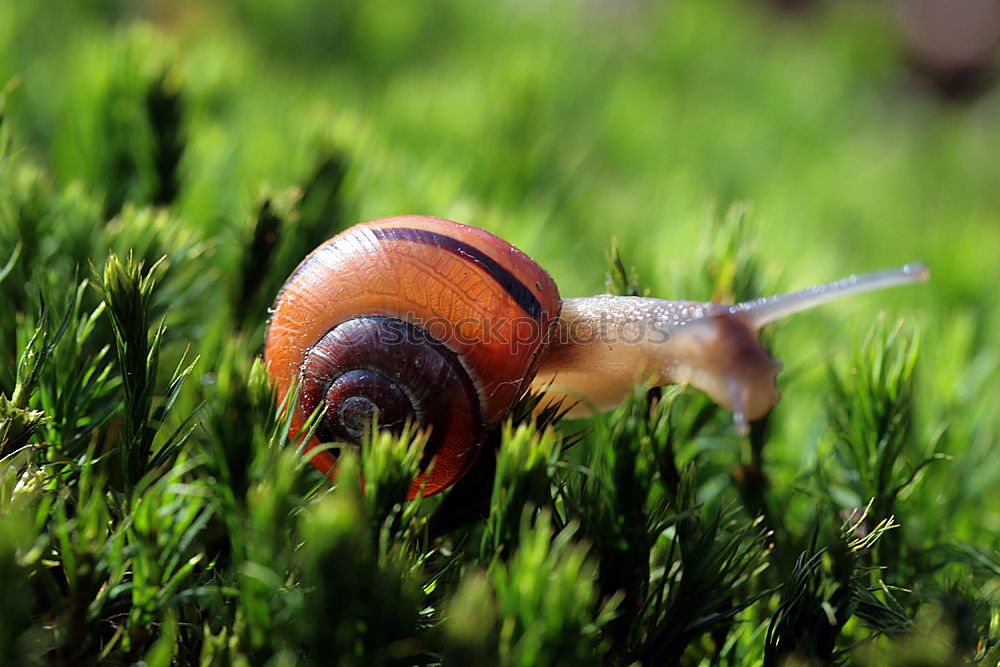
<box><xmin>2</xmin><ymin>0</ymin><xmax>1000</xmax><ymax>664</ymax></box>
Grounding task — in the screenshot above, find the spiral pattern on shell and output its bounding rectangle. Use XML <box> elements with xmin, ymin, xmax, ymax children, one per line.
<box><xmin>264</xmin><ymin>216</ymin><xmax>562</xmax><ymax>497</ymax></box>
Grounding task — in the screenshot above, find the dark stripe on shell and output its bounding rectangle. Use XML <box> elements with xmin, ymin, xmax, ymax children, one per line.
<box><xmin>371</xmin><ymin>226</ymin><xmax>543</xmax><ymax>320</ymax></box>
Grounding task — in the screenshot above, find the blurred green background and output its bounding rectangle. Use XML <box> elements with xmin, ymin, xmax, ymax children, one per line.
<box><xmin>3</xmin><ymin>0</ymin><xmax>998</xmax><ymax>291</ymax></box>
<box><xmin>3</xmin><ymin>0</ymin><xmax>1000</xmax><ymax>663</ymax></box>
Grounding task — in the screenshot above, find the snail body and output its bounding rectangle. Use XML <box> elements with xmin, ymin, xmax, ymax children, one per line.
<box><xmin>265</xmin><ymin>215</ymin><xmax>928</xmax><ymax>497</ymax></box>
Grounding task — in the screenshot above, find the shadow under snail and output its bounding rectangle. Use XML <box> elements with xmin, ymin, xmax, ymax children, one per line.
<box><xmin>264</xmin><ymin>215</ymin><xmax>928</xmax><ymax>498</ymax></box>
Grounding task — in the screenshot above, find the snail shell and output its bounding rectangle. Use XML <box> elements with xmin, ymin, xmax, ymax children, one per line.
<box><xmin>264</xmin><ymin>216</ymin><xmax>560</xmax><ymax>497</ymax></box>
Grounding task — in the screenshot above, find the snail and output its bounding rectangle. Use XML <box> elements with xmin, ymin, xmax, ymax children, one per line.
<box><xmin>264</xmin><ymin>215</ymin><xmax>928</xmax><ymax>497</ymax></box>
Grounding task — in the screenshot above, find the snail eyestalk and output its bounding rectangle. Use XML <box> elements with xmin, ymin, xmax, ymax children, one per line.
<box><xmin>731</xmin><ymin>262</ymin><xmax>930</xmax><ymax>330</ymax></box>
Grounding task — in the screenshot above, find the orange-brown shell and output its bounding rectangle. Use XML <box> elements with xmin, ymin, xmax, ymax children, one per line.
<box><xmin>264</xmin><ymin>215</ymin><xmax>562</xmax><ymax>495</ymax></box>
